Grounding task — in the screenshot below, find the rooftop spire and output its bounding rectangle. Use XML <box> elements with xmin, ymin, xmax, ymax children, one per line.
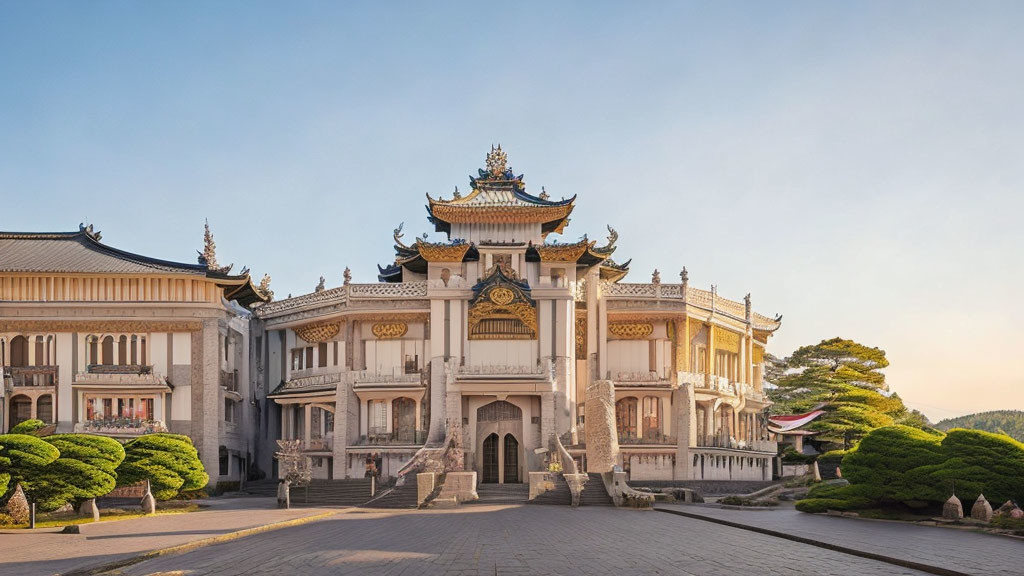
<box><xmin>486</xmin><ymin>144</ymin><xmax>507</xmax><ymax>178</ymax></box>
<box><xmin>199</xmin><ymin>219</ymin><xmax>218</xmax><ymax>269</ymax></box>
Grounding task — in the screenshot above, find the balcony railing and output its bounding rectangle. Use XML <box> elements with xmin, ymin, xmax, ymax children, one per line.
<box><xmin>87</xmin><ymin>364</ymin><xmax>153</xmax><ymax>375</ymax></box>
<box><xmin>611</xmin><ymin>371</ymin><xmax>673</xmax><ymax>385</ymax></box>
<box><xmin>76</xmin><ymin>418</ymin><xmax>167</xmax><ymax>435</ymax></box>
<box><xmin>698</xmin><ymin>433</ymin><xmax>776</xmax><ymax>453</ymax></box>
<box><xmin>221</xmin><ymin>369</ymin><xmax>239</xmax><ymax>392</ymax></box>
<box><xmin>354</xmin><ymin>429</ymin><xmax>428</xmax><ymax>446</ymax></box>
<box><xmin>350</xmin><ymin>370</ymin><xmax>423</xmax><ymax>385</ymax></box>
<box><xmin>304</xmin><ymin>437</ymin><xmax>334</xmax><ymax>452</ymax></box>
<box><xmin>618</xmin><ymin>431</ymin><xmax>677</xmax><ymax>445</ymax></box>
<box><xmin>456</xmin><ymin>363</ymin><xmax>549</xmax><ymax>377</ymax></box>
<box><xmin>3</xmin><ymin>366</ymin><xmax>57</xmax><ymax>387</ymax></box>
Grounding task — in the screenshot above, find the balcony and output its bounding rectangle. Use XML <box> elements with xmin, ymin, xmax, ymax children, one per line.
<box><xmin>3</xmin><ymin>366</ymin><xmax>57</xmax><ymax>388</ymax></box>
<box><xmin>611</xmin><ymin>370</ymin><xmax>673</xmax><ymax>387</ymax></box>
<box><xmin>87</xmin><ymin>364</ymin><xmax>153</xmax><ymax>375</ymax></box>
<box><xmin>350</xmin><ymin>370</ymin><xmax>423</xmax><ymax>386</ymax></box>
<box><xmin>354</xmin><ymin>429</ymin><xmax>428</xmax><ymax>446</ymax></box>
<box><xmin>455</xmin><ymin>362</ymin><xmax>551</xmax><ymax>379</ymax></box>
<box><xmin>698</xmin><ymin>433</ymin><xmax>776</xmax><ymax>453</ymax></box>
<box><xmin>75</xmin><ymin>418</ymin><xmax>167</xmax><ymax>436</ymax></box>
<box><xmin>220</xmin><ymin>369</ymin><xmax>239</xmax><ymax>393</ymax></box>
<box><xmin>303</xmin><ymin>437</ymin><xmax>334</xmax><ymax>452</ymax></box>
<box><xmin>618</xmin><ymin>431</ymin><xmax>677</xmax><ymax>446</ymax></box>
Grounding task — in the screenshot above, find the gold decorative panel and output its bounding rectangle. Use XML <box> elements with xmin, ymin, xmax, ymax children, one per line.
<box><xmin>294</xmin><ymin>322</ymin><xmax>341</xmax><ymax>343</ymax></box>
<box><xmin>608</xmin><ymin>323</ymin><xmax>653</xmax><ymax>339</ymax></box>
<box><xmin>752</xmin><ymin>346</ymin><xmax>764</xmax><ymax>364</ymax></box>
<box><xmin>536</xmin><ymin>240</ymin><xmax>591</xmax><ymax>262</ymax></box>
<box><xmin>489</xmin><ymin>287</ymin><xmax>516</xmax><ymax>306</ymax></box>
<box><xmin>688</xmin><ymin>319</ymin><xmax>706</xmax><ymax>342</ymax></box>
<box><xmin>416</xmin><ymin>240</ymin><xmax>471</xmax><ymax>262</ymax></box>
<box><xmin>468</xmin><ymin>267</ymin><xmax>537</xmax><ymax>340</ymax></box>
<box><xmin>372</xmin><ymin>322</ymin><xmax>408</xmax><ymax>339</ymax></box>
<box><xmin>575</xmin><ymin>315</ymin><xmax>587</xmax><ymax>360</ymax></box>
<box><xmin>714</xmin><ymin>329</ymin><xmax>741</xmax><ymax>354</ymax></box>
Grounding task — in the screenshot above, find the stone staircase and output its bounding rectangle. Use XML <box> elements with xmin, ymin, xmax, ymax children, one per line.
<box><xmin>270</xmin><ymin>479</ymin><xmax>375</xmax><ymax>507</ymax></box>
<box><xmin>577</xmin><ymin>473</ymin><xmax>614</xmax><ymax>506</ymax></box>
<box><xmin>468</xmin><ymin>483</ymin><xmax>530</xmax><ymax>505</ymax></box>
<box><xmin>362</xmin><ymin>479</ymin><xmax>421</xmax><ymax>509</ymax></box>
<box><xmin>239</xmin><ymin>479</ymin><xmax>279</xmax><ymax>497</ymax></box>
<box><xmin>530</xmin><ymin>475</ymin><xmax>572</xmax><ymax>506</ymax></box>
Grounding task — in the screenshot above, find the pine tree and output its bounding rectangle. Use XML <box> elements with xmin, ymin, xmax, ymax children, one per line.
<box><xmin>116</xmin><ymin>433</ymin><xmax>209</xmax><ymax>500</ymax></box>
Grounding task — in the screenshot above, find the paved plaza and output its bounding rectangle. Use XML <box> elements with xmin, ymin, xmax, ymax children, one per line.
<box><xmin>3</xmin><ymin>501</ymin><xmax>1021</xmax><ymax>576</ymax></box>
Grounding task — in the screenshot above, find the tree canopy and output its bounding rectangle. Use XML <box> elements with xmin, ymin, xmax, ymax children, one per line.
<box><xmin>0</xmin><ymin>433</ymin><xmax>60</xmax><ymax>502</ymax></box>
<box><xmin>31</xmin><ymin>434</ymin><xmax>126</xmax><ymax>511</ymax></box>
<box><xmin>769</xmin><ymin>338</ymin><xmax>930</xmax><ymax>450</ymax></box>
<box><xmin>9</xmin><ymin>419</ymin><xmax>47</xmax><ymax>435</ymax></box>
<box><xmin>935</xmin><ymin>410</ymin><xmax>1024</xmax><ymax>443</ymax></box>
<box><xmin>116</xmin><ymin>433</ymin><xmax>209</xmax><ymax>500</ymax></box>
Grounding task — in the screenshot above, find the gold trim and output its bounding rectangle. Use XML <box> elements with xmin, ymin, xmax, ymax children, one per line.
<box><xmin>415</xmin><ymin>240</ymin><xmax>471</xmax><ymax>262</ymax></box>
<box><xmin>752</xmin><ymin>345</ymin><xmax>765</xmax><ymax>364</ymax></box>
<box><xmin>371</xmin><ymin>322</ymin><xmax>408</xmax><ymax>339</ymax></box>
<box><xmin>535</xmin><ymin>240</ymin><xmax>592</xmax><ymax>262</ymax></box>
<box><xmin>608</xmin><ymin>323</ymin><xmax>653</xmax><ymax>339</ymax></box>
<box><xmin>489</xmin><ymin>287</ymin><xmax>516</xmax><ymax>306</ymax></box>
<box><xmin>714</xmin><ymin>329</ymin><xmax>741</xmax><ymax>354</ymax></box>
<box><xmin>688</xmin><ymin>319</ymin><xmax>706</xmax><ymax>342</ymax></box>
<box><xmin>428</xmin><ymin>203</ymin><xmax>574</xmax><ymax>225</ymax></box>
<box><xmin>575</xmin><ymin>315</ymin><xmax>587</xmax><ymax>360</ymax></box>
<box><xmin>0</xmin><ymin>320</ymin><xmax>202</xmax><ymax>333</ymax></box>
<box><xmin>294</xmin><ymin>322</ymin><xmax>341</xmax><ymax>343</ymax></box>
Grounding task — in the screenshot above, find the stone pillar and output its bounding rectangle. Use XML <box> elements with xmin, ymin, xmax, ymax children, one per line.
<box><xmin>303</xmin><ymin>404</ymin><xmax>312</xmax><ymax>446</ymax></box>
<box><xmin>674</xmin><ymin>382</ymin><xmax>695</xmax><ymax>480</ymax></box>
<box><xmin>540</xmin><ymin>391</ymin><xmax>555</xmax><ymax>448</ymax></box>
<box><xmin>192</xmin><ymin>319</ymin><xmax>221</xmax><ymax>485</ymax></box>
<box><xmin>703</xmin><ymin>402</ymin><xmax>714</xmax><ymax>446</ymax></box>
<box><xmin>584</xmin><ymin>380</ymin><xmax>619</xmax><ymax>473</ymax></box>
<box><xmin>332</xmin><ymin>378</ymin><xmax>349</xmax><ymax>479</ymax></box>
<box><xmin>706</xmin><ymin>323</ymin><xmax>715</xmax><ymax>386</ymax></box>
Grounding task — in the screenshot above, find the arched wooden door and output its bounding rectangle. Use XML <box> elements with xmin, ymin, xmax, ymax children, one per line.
<box><xmin>503</xmin><ymin>433</ymin><xmax>519</xmax><ymax>483</ymax></box>
<box><xmin>10</xmin><ymin>336</ymin><xmax>28</xmax><ymax>367</ymax></box>
<box><xmin>616</xmin><ymin>397</ymin><xmax>638</xmax><ymax>441</ymax></box>
<box><xmin>482</xmin><ymin>433</ymin><xmax>499</xmax><ymax>483</ymax></box>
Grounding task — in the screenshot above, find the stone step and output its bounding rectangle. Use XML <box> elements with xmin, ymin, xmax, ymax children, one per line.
<box><xmin>470</xmin><ymin>483</ymin><xmax>530</xmax><ymax>505</ymax></box>
<box><xmin>529</xmin><ymin>475</ymin><xmax>572</xmax><ymax>506</ymax></box>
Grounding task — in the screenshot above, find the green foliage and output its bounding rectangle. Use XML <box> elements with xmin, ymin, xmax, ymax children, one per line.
<box><xmin>28</xmin><ymin>434</ymin><xmax>127</xmax><ymax>511</ymax></box>
<box><xmin>935</xmin><ymin>410</ymin><xmax>1024</xmax><ymax>443</ymax></box>
<box><xmin>117</xmin><ymin>433</ymin><xmax>209</xmax><ymax>500</ymax></box>
<box><xmin>0</xmin><ymin>433</ymin><xmax>60</xmax><ymax>501</ymax></box>
<box><xmin>817</xmin><ymin>450</ymin><xmax>848</xmax><ymax>480</ymax></box>
<box><xmin>769</xmin><ymin>338</ymin><xmax>932</xmax><ymax>451</ymax></box>
<box><xmin>9</xmin><ymin>419</ymin><xmax>47</xmax><ymax>435</ymax></box>
<box><xmin>796</xmin><ymin>426</ymin><xmax>1024</xmax><ymax>514</ymax></box>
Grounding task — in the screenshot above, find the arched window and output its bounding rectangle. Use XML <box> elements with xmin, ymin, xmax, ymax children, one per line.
<box><xmin>131</xmin><ymin>335</ymin><xmax>138</xmax><ymax>365</ymax></box>
<box><xmin>37</xmin><ymin>395</ymin><xmax>53</xmax><ymax>423</ymax></box>
<box><xmin>101</xmin><ymin>336</ymin><xmax>114</xmax><ymax>365</ymax></box>
<box><xmin>615</xmin><ymin>397</ymin><xmax>638</xmax><ymax>441</ymax></box>
<box><xmin>46</xmin><ymin>335</ymin><xmax>54</xmax><ymax>365</ymax></box>
<box><xmin>140</xmin><ymin>336</ymin><xmax>147</xmax><ymax>365</ymax></box>
<box><xmin>10</xmin><ymin>336</ymin><xmax>28</xmax><ymax>367</ymax></box>
<box><xmin>642</xmin><ymin>396</ymin><xmax>660</xmax><ymax>440</ymax></box>
<box><xmin>87</xmin><ymin>335</ymin><xmax>99</xmax><ymax>366</ymax></box>
<box><xmin>118</xmin><ymin>335</ymin><xmax>128</xmax><ymax>365</ymax></box>
<box><xmin>34</xmin><ymin>336</ymin><xmax>44</xmax><ymax>366</ymax></box>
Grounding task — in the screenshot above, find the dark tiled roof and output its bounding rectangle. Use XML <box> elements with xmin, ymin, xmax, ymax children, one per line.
<box><xmin>0</xmin><ymin>231</ymin><xmax>207</xmax><ymax>275</ymax></box>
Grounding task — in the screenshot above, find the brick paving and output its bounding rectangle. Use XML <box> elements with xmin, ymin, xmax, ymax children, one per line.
<box><xmin>110</xmin><ymin>505</ymin><xmax>938</xmax><ymax>576</ymax></box>
<box><xmin>0</xmin><ymin>497</ymin><xmax>333</xmax><ymax>576</ymax></box>
<box><xmin>657</xmin><ymin>504</ymin><xmax>1023</xmax><ymax>576</ymax></box>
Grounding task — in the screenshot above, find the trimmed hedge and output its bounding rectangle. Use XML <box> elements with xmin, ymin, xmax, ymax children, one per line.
<box><xmin>9</xmin><ymin>419</ymin><xmax>47</xmax><ymax>435</ymax></box>
<box><xmin>796</xmin><ymin>426</ymin><xmax>1024</xmax><ymax>513</ymax></box>
<box><xmin>32</xmin><ymin>434</ymin><xmax>127</xmax><ymax>511</ymax></box>
<box><xmin>0</xmin><ymin>434</ymin><xmax>60</xmax><ymax>502</ymax></box>
<box><xmin>116</xmin><ymin>433</ymin><xmax>209</xmax><ymax>500</ymax></box>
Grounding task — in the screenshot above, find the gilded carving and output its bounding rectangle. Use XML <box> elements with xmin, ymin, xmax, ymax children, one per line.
<box><xmin>415</xmin><ymin>240</ymin><xmax>472</xmax><ymax>262</ymax></box>
<box><xmin>488</xmin><ymin>287</ymin><xmax>515</xmax><ymax>306</ymax></box>
<box><xmin>608</xmin><ymin>323</ymin><xmax>654</xmax><ymax>339</ymax></box>
<box><xmin>371</xmin><ymin>322</ymin><xmax>408</xmax><ymax>339</ymax></box>
<box><xmin>688</xmin><ymin>319</ymin><xmax>706</xmax><ymax>342</ymax></box>
<box><xmin>714</xmin><ymin>329</ymin><xmax>741</xmax><ymax>354</ymax></box>
<box><xmin>575</xmin><ymin>315</ymin><xmax>587</xmax><ymax>360</ymax></box>
<box><xmin>752</xmin><ymin>346</ymin><xmax>765</xmax><ymax>364</ymax></box>
<box><xmin>535</xmin><ymin>240</ymin><xmax>591</xmax><ymax>262</ymax></box>
<box><xmin>468</xmin><ymin>267</ymin><xmax>537</xmax><ymax>340</ymax></box>
<box><xmin>294</xmin><ymin>322</ymin><xmax>341</xmax><ymax>343</ymax></box>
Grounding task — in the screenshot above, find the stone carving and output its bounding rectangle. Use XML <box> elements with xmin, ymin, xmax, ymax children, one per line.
<box><xmin>257</xmin><ymin>274</ymin><xmax>274</xmax><ymax>301</ymax></box>
<box><xmin>371</xmin><ymin>322</ymin><xmax>408</xmax><ymax>339</ymax></box>
<box><xmin>608</xmin><ymin>323</ymin><xmax>654</xmax><ymax>339</ymax></box>
<box><xmin>0</xmin><ymin>320</ymin><xmax>203</xmax><ymax>333</ymax></box>
<box><xmin>141</xmin><ymin>479</ymin><xmax>156</xmax><ymax>514</ymax></box>
<box><xmin>5</xmin><ymin>484</ymin><xmax>29</xmax><ymax>524</ymax></box>
<box><xmin>652</xmin><ymin>269</ymin><xmax>661</xmax><ymax>284</ymax></box>
<box><xmin>80</xmin><ymin>498</ymin><xmax>101</xmax><ymax>522</ymax></box>
<box><xmin>485</xmin><ymin>143</ymin><xmax>508</xmax><ymax>177</ymax></box>
<box><xmin>349</xmin><ymin>282</ymin><xmax>428</xmax><ymax>298</ymax></box>
<box><xmin>575</xmin><ymin>315</ymin><xmax>587</xmax><ymax>360</ymax></box>
<box><xmin>293</xmin><ymin>322</ymin><xmax>341</xmax><ymax>343</ymax></box>
<box><xmin>971</xmin><ymin>494</ymin><xmax>993</xmax><ymax>522</ymax></box>
<box><xmin>315</xmin><ymin>276</ymin><xmax>326</xmax><ymax>293</ymax></box>
<box><xmin>942</xmin><ymin>493</ymin><xmax>963</xmax><ymax>520</ymax></box>
<box><xmin>343</xmin><ymin>267</ymin><xmax>352</xmax><ymax>285</ymax></box>
<box><xmin>585</xmin><ymin>380</ymin><xmax>619</xmax><ymax>473</ymax></box>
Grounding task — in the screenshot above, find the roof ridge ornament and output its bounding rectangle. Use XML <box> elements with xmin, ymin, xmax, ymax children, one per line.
<box><xmin>257</xmin><ymin>274</ymin><xmax>274</xmax><ymax>301</ymax></box>
<box><xmin>486</xmin><ymin>144</ymin><xmax>507</xmax><ymax>178</ymax></box>
<box><xmin>197</xmin><ymin>219</ymin><xmax>233</xmax><ymax>274</ymax></box>
<box><xmin>315</xmin><ymin>276</ymin><xmax>326</xmax><ymax>293</ymax></box>
<box><xmin>78</xmin><ymin>222</ymin><xmax>102</xmax><ymax>241</ymax></box>
<box><xmin>343</xmin><ymin>267</ymin><xmax>352</xmax><ymax>286</ymax></box>
<box><xmin>393</xmin><ymin>222</ymin><xmax>409</xmax><ymax>249</ymax></box>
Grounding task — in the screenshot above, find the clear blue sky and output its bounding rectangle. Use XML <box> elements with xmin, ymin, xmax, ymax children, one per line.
<box><xmin>2</xmin><ymin>2</ymin><xmax>1022</xmax><ymax>421</ymax></box>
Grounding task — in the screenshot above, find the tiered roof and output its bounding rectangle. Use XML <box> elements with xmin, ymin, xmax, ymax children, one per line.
<box><xmin>0</xmin><ymin>225</ymin><xmax>268</xmax><ymax>306</ymax></box>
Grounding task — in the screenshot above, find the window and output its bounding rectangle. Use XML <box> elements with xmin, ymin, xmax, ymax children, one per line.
<box><xmin>368</xmin><ymin>400</ymin><xmax>388</xmax><ymax>435</ymax></box>
<box><xmin>333</xmin><ymin>341</ymin><xmax>339</xmax><ymax>366</ymax></box>
<box><xmin>642</xmin><ymin>397</ymin><xmax>660</xmax><ymax>439</ymax></box>
<box><xmin>305</xmin><ymin>347</ymin><xmax>313</xmax><ymax>369</ymax></box>
<box><xmin>291</xmin><ymin>348</ymin><xmax>304</xmax><ymax>371</ymax></box>
<box><xmin>225</xmin><ymin>398</ymin><xmax>237</xmax><ymax>424</ymax></box>
<box><xmin>318</xmin><ymin>342</ymin><xmax>328</xmax><ymax>367</ymax></box>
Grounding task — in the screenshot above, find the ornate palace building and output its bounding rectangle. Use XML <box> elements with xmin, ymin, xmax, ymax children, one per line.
<box><xmin>0</xmin><ymin>224</ymin><xmax>269</xmax><ymax>484</ymax></box>
<box><xmin>254</xmin><ymin>147</ymin><xmax>781</xmax><ymax>485</ymax></box>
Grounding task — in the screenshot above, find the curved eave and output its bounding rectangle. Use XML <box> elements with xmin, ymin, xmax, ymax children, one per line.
<box><xmin>377</xmin><ymin>263</ymin><xmax>403</xmax><ymax>283</ymax></box>
<box><xmin>218</xmin><ymin>274</ymin><xmax>270</xmax><ymax>307</ymax></box>
<box><xmin>599</xmin><ymin>259</ymin><xmax>631</xmax><ymax>283</ymax></box>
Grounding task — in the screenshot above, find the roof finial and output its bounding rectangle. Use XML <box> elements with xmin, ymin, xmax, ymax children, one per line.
<box><xmin>343</xmin><ymin>267</ymin><xmax>352</xmax><ymax>286</ymax></box>
<box><xmin>745</xmin><ymin>293</ymin><xmax>752</xmax><ymax>322</ymax></box>
<box><xmin>257</xmin><ymin>274</ymin><xmax>274</xmax><ymax>301</ymax></box>
<box><xmin>199</xmin><ymin>219</ymin><xmax>218</xmax><ymax>269</ymax></box>
<box><xmin>486</xmin><ymin>144</ymin><xmax>508</xmax><ymax>178</ymax></box>
<box><xmin>680</xmin><ymin>267</ymin><xmax>688</xmax><ymax>293</ymax></box>
<box><xmin>315</xmin><ymin>276</ymin><xmax>326</xmax><ymax>293</ymax></box>
<box><xmin>711</xmin><ymin>284</ymin><xmax>717</xmax><ymax>313</ymax></box>
<box><xmin>539</xmin><ymin>186</ymin><xmax>549</xmax><ymax>200</ymax></box>
<box><xmin>453</xmin><ymin>185</ymin><xmax>461</xmax><ymax>199</ymax></box>
<box><xmin>652</xmin><ymin>269</ymin><xmax>661</xmax><ymax>284</ymax></box>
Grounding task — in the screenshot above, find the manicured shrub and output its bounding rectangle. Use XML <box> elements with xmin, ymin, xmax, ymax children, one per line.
<box><xmin>29</xmin><ymin>434</ymin><xmax>127</xmax><ymax>511</ymax></box>
<box><xmin>9</xmin><ymin>419</ymin><xmax>47</xmax><ymax>435</ymax></box>
<box><xmin>914</xmin><ymin>429</ymin><xmax>1024</xmax><ymax>505</ymax></box>
<box><xmin>116</xmin><ymin>433</ymin><xmax>209</xmax><ymax>500</ymax></box>
<box><xmin>0</xmin><ymin>433</ymin><xmax>60</xmax><ymax>501</ymax></box>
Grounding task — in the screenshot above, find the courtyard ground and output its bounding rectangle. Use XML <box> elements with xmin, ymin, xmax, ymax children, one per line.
<box><xmin>2</xmin><ymin>500</ymin><xmax>1020</xmax><ymax>576</ymax></box>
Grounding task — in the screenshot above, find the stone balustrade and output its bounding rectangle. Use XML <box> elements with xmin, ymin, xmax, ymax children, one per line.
<box><xmin>74</xmin><ymin>371</ymin><xmax>166</xmax><ymax>386</ymax></box>
<box><xmin>75</xmin><ymin>418</ymin><xmax>167</xmax><ymax>435</ymax></box>
<box><xmin>3</xmin><ymin>366</ymin><xmax>57</xmax><ymax>387</ymax></box>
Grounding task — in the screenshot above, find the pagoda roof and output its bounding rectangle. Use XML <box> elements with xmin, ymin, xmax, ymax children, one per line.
<box><xmin>0</xmin><ymin>226</ymin><xmax>268</xmax><ymax>306</ymax></box>
<box><xmin>523</xmin><ymin>225</ymin><xmax>622</xmax><ymax>268</ymax></box>
<box><xmin>768</xmin><ymin>410</ymin><xmax>826</xmax><ymax>433</ymax></box>
<box><xmin>426</xmin><ymin>146</ymin><xmax>575</xmax><ymax>236</ymax></box>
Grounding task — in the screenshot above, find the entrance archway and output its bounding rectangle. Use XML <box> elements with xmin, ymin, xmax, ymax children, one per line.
<box><xmin>482</xmin><ymin>433</ymin><xmax>499</xmax><ymax>483</ymax></box>
<box><xmin>9</xmin><ymin>395</ymin><xmax>31</xmax><ymax>429</ymax></box>
<box><xmin>503</xmin><ymin>434</ymin><xmax>519</xmax><ymax>483</ymax></box>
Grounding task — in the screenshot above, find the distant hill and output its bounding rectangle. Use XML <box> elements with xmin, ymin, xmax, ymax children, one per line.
<box><xmin>935</xmin><ymin>410</ymin><xmax>1024</xmax><ymax>442</ymax></box>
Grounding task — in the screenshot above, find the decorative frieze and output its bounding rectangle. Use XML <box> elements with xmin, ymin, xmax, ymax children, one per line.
<box><xmin>0</xmin><ymin>320</ymin><xmax>203</xmax><ymax>333</ymax></box>
<box><xmin>715</xmin><ymin>329</ymin><xmax>741</xmax><ymax>354</ymax></box>
<box><xmin>371</xmin><ymin>322</ymin><xmax>408</xmax><ymax>339</ymax></box>
<box><xmin>294</xmin><ymin>322</ymin><xmax>341</xmax><ymax>343</ymax></box>
<box><xmin>608</xmin><ymin>323</ymin><xmax>654</xmax><ymax>339</ymax></box>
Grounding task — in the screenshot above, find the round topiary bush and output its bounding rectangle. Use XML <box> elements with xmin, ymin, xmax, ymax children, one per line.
<box><xmin>116</xmin><ymin>433</ymin><xmax>209</xmax><ymax>500</ymax></box>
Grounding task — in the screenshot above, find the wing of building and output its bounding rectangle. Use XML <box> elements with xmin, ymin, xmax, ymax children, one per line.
<box><xmin>0</xmin><ymin>224</ymin><xmax>269</xmax><ymax>484</ymax></box>
<box><xmin>253</xmin><ymin>146</ymin><xmax>783</xmax><ymax>485</ymax></box>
